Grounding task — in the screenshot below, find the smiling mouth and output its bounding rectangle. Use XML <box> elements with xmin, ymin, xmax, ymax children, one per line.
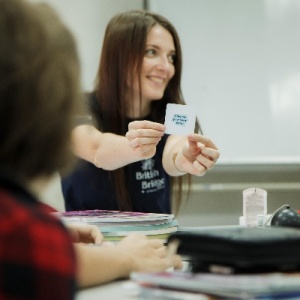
<box><xmin>148</xmin><ymin>75</ymin><xmax>165</xmax><ymax>84</ymax></box>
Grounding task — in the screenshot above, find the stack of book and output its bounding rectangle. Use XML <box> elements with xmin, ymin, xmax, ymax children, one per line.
<box><xmin>131</xmin><ymin>271</ymin><xmax>300</xmax><ymax>299</ymax></box>
<box><xmin>57</xmin><ymin>210</ymin><xmax>178</xmax><ymax>242</ymax></box>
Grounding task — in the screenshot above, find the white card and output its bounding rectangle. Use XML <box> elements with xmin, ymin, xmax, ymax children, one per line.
<box><xmin>164</xmin><ymin>103</ymin><xmax>196</xmax><ymax>135</ymax></box>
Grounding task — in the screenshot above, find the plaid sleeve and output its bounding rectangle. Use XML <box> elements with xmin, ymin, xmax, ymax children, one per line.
<box><xmin>0</xmin><ymin>192</ymin><xmax>77</xmax><ymax>299</ymax></box>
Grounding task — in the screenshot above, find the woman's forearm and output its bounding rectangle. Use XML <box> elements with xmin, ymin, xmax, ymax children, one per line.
<box><xmin>72</xmin><ymin>125</ymin><xmax>141</xmax><ymax>170</ymax></box>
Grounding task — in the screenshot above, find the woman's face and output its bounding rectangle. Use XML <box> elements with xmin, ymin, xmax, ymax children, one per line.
<box><xmin>130</xmin><ymin>24</ymin><xmax>176</xmax><ymax>117</ymax></box>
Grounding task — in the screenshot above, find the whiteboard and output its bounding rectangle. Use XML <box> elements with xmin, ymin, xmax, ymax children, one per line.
<box><xmin>149</xmin><ymin>0</ymin><xmax>300</xmax><ymax>164</ymax></box>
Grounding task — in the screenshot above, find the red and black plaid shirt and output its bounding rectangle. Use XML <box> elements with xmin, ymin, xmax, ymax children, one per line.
<box><xmin>0</xmin><ymin>174</ymin><xmax>77</xmax><ymax>299</ymax></box>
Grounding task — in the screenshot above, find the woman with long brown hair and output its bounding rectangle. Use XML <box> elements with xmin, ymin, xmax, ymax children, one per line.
<box><xmin>62</xmin><ymin>10</ymin><xmax>220</xmax><ymax>214</ymax></box>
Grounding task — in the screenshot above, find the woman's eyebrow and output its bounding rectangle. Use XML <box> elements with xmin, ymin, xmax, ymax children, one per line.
<box><xmin>146</xmin><ymin>44</ymin><xmax>176</xmax><ymax>53</ymax></box>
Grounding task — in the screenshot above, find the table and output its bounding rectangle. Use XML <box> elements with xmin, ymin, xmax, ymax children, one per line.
<box><xmin>76</xmin><ymin>279</ymin><xmax>139</xmax><ymax>300</ymax></box>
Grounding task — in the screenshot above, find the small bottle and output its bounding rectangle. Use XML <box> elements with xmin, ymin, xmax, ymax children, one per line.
<box><xmin>243</xmin><ymin>188</ymin><xmax>267</xmax><ymax>227</ymax></box>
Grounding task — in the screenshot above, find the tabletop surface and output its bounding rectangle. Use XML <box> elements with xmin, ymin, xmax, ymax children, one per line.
<box><xmin>76</xmin><ymin>280</ymin><xmax>139</xmax><ymax>300</ymax></box>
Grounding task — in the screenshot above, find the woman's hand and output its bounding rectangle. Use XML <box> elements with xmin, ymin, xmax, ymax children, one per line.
<box><xmin>74</xmin><ymin>233</ymin><xmax>182</xmax><ymax>287</ymax></box>
<box><xmin>165</xmin><ymin>133</ymin><xmax>220</xmax><ymax>176</ymax></box>
<box><xmin>116</xmin><ymin>233</ymin><xmax>182</xmax><ymax>273</ymax></box>
<box><xmin>178</xmin><ymin>133</ymin><xmax>220</xmax><ymax>176</ymax></box>
<box><xmin>66</xmin><ymin>223</ymin><xmax>104</xmax><ymax>244</ymax></box>
<box><xmin>126</xmin><ymin>120</ymin><xmax>165</xmax><ymax>159</ymax></box>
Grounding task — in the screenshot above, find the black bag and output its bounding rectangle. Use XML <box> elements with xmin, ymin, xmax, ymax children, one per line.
<box><xmin>167</xmin><ymin>226</ymin><xmax>300</xmax><ymax>274</ymax></box>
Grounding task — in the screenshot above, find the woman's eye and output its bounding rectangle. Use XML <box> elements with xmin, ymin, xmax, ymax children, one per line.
<box><xmin>168</xmin><ymin>54</ymin><xmax>175</xmax><ymax>64</ymax></box>
<box><xmin>145</xmin><ymin>49</ymin><xmax>156</xmax><ymax>56</ymax></box>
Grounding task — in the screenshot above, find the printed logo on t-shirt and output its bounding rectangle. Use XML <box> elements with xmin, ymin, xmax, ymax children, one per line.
<box><xmin>136</xmin><ymin>158</ymin><xmax>165</xmax><ymax>194</ymax></box>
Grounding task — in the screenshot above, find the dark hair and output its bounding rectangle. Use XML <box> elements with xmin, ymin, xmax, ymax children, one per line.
<box><xmin>94</xmin><ymin>10</ymin><xmax>200</xmax><ymax>212</ymax></box>
<box><xmin>95</xmin><ymin>10</ymin><xmax>185</xmax><ymax>133</ymax></box>
<box><xmin>0</xmin><ymin>0</ymin><xmax>81</xmax><ymax>181</ymax></box>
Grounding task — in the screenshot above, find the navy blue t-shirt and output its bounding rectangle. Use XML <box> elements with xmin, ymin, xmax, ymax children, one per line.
<box><xmin>61</xmin><ymin>95</ymin><xmax>171</xmax><ymax>214</ymax></box>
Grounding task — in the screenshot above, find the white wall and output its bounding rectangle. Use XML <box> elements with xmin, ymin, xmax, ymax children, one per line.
<box><xmin>31</xmin><ymin>0</ymin><xmax>143</xmax><ymax>91</ymax></box>
<box><xmin>149</xmin><ymin>0</ymin><xmax>300</xmax><ymax>164</ymax></box>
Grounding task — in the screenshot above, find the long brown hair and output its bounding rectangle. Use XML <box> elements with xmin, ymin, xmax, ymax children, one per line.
<box><xmin>94</xmin><ymin>10</ymin><xmax>201</xmax><ymax>213</ymax></box>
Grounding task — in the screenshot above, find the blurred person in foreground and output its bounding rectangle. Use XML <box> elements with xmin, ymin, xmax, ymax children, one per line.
<box><xmin>0</xmin><ymin>0</ymin><xmax>182</xmax><ymax>298</ymax></box>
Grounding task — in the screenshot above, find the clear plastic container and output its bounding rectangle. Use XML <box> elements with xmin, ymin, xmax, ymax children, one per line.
<box><xmin>243</xmin><ymin>188</ymin><xmax>267</xmax><ymax>227</ymax></box>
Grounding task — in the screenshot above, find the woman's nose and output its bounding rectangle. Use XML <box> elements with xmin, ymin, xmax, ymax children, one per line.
<box><xmin>156</xmin><ymin>56</ymin><xmax>172</xmax><ymax>72</ymax></box>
